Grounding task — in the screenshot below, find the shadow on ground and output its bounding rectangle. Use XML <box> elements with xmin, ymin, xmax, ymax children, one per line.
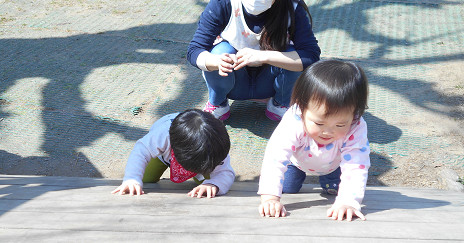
<box><xmin>284</xmin><ymin>189</ymin><xmax>451</xmax><ymax>217</ymax></box>
<box><xmin>0</xmin><ymin>0</ymin><xmax>462</xmax><ymax>182</ymax></box>
<box><xmin>0</xmin><ymin>23</ymin><xmax>202</xmax><ymax>177</ymax></box>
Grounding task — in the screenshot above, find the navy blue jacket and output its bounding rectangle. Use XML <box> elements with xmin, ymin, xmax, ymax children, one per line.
<box><xmin>187</xmin><ymin>0</ymin><xmax>321</xmax><ymax>70</ymax></box>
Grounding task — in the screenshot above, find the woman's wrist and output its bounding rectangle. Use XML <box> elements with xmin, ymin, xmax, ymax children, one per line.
<box><xmin>198</xmin><ymin>51</ymin><xmax>217</xmax><ymax>71</ymax></box>
<box><xmin>259</xmin><ymin>50</ymin><xmax>270</xmax><ymax>65</ymax></box>
<box><xmin>261</xmin><ymin>50</ymin><xmax>303</xmax><ymax>71</ymax></box>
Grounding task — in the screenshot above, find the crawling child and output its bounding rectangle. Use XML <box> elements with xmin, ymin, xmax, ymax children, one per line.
<box><xmin>112</xmin><ymin>109</ymin><xmax>235</xmax><ymax>198</ymax></box>
<box><xmin>258</xmin><ymin>59</ymin><xmax>370</xmax><ymax>221</ymax></box>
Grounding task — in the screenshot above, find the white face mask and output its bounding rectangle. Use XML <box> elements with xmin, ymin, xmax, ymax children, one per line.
<box><xmin>242</xmin><ymin>0</ymin><xmax>274</xmax><ymax>15</ymax></box>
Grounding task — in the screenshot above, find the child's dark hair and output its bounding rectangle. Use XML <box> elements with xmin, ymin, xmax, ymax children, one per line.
<box><xmin>291</xmin><ymin>59</ymin><xmax>368</xmax><ymax>119</ymax></box>
<box><xmin>169</xmin><ymin>109</ymin><xmax>230</xmax><ymax>175</ymax></box>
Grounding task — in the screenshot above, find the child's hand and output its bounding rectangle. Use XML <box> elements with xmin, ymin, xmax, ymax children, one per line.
<box><xmin>327</xmin><ymin>204</ymin><xmax>366</xmax><ymax>221</ymax></box>
<box><xmin>259</xmin><ymin>195</ymin><xmax>287</xmax><ymax>218</ymax></box>
<box><xmin>187</xmin><ymin>183</ymin><xmax>218</xmax><ymax>198</ymax></box>
<box><xmin>111</xmin><ymin>181</ymin><xmax>144</xmax><ymax>196</ymax></box>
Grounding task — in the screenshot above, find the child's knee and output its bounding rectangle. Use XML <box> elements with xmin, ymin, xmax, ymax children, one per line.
<box><xmin>142</xmin><ymin>157</ymin><xmax>168</xmax><ymax>183</ymax></box>
<box><xmin>282</xmin><ymin>184</ymin><xmax>302</xmax><ymax>194</ymax></box>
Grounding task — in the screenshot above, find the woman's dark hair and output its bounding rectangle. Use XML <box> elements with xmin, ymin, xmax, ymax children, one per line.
<box><xmin>260</xmin><ymin>0</ymin><xmax>312</xmax><ymax>51</ymax></box>
<box><xmin>291</xmin><ymin>59</ymin><xmax>369</xmax><ymax>120</ymax></box>
<box><xmin>169</xmin><ymin>109</ymin><xmax>230</xmax><ymax>175</ymax></box>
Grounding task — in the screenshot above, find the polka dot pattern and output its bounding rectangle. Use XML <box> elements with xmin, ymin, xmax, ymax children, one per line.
<box><xmin>259</xmin><ymin>111</ymin><xmax>370</xmax><ymax>207</ymax></box>
<box><xmin>326</xmin><ymin>143</ymin><xmax>334</xmax><ymax>150</ymax></box>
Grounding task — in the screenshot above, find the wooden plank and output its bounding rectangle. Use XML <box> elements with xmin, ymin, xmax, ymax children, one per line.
<box><xmin>0</xmin><ymin>175</ymin><xmax>463</xmax><ymax>242</ymax></box>
<box><xmin>1</xmin><ymin>189</ymin><xmax>459</xmax><ymax>220</ymax></box>
<box><xmin>1</xmin><ymin>210</ymin><xmax>463</xmax><ymax>240</ymax></box>
<box><xmin>1</xmin><ymin>197</ymin><xmax>463</xmax><ymax>223</ymax></box>
<box><xmin>2</xmin><ymin>175</ymin><xmax>463</xmax><ymax>200</ymax></box>
<box><xmin>1</xmin><ymin>185</ymin><xmax>460</xmax><ymax>215</ymax></box>
<box><xmin>0</xmin><ymin>229</ymin><xmax>440</xmax><ymax>243</ymax></box>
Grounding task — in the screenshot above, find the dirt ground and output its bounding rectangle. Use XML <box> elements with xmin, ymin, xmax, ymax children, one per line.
<box><xmin>370</xmin><ymin>61</ymin><xmax>464</xmax><ymax>189</ymax></box>
<box><xmin>305</xmin><ymin>60</ymin><xmax>464</xmax><ymax>189</ymax></box>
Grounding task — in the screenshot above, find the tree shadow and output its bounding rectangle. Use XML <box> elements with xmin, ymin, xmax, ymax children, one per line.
<box><xmin>224</xmin><ymin>100</ymin><xmax>278</xmax><ymax>139</ymax></box>
<box><xmin>312</xmin><ymin>0</ymin><xmax>462</xmax><ymax>61</ymax></box>
<box><xmin>364</xmin><ymin>112</ymin><xmax>402</xmax><ymax>144</ymax></box>
<box><xmin>309</xmin><ymin>0</ymin><xmax>464</xmax><ymax>119</ymax></box>
<box><xmin>0</xmin><ymin>22</ymin><xmax>205</xmax><ymax>177</ymax></box>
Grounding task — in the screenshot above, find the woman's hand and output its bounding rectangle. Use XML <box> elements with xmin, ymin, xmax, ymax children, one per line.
<box><xmin>234</xmin><ymin>48</ymin><xmax>265</xmax><ymax>70</ymax></box>
<box><xmin>327</xmin><ymin>204</ymin><xmax>366</xmax><ymax>221</ymax></box>
<box><xmin>188</xmin><ymin>183</ymin><xmax>219</xmax><ymax>198</ymax></box>
<box><xmin>111</xmin><ymin>181</ymin><xmax>144</xmax><ymax>196</ymax></box>
<box><xmin>259</xmin><ymin>194</ymin><xmax>287</xmax><ymax>218</ymax></box>
<box><xmin>215</xmin><ymin>53</ymin><xmax>238</xmax><ymax>76</ymax></box>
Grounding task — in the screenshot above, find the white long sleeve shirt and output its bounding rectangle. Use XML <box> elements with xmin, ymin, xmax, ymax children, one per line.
<box><xmin>123</xmin><ymin>113</ymin><xmax>236</xmax><ymax>195</ymax></box>
<box><xmin>258</xmin><ymin>105</ymin><xmax>370</xmax><ymax>210</ymax></box>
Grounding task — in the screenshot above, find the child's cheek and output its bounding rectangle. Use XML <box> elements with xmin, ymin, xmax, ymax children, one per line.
<box><xmin>305</xmin><ymin>124</ymin><xmax>320</xmax><ymax>140</ymax></box>
<box><xmin>335</xmin><ymin>128</ymin><xmax>350</xmax><ymax>140</ymax></box>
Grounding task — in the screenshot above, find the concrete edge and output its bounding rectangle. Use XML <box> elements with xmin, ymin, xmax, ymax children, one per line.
<box><xmin>438</xmin><ymin>168</ymin><xmax>464</xmax><ymax>192</ymax></box>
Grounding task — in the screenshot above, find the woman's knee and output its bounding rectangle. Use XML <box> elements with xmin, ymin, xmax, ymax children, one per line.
<box><xmin>210</xmin><ymin>41</ymin><xmax>237</xmax><ymax>55</ymax></box>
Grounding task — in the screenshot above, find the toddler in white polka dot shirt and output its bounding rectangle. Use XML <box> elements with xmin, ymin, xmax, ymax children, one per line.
<box><xmin>258</xmin><ymin>59</ymin><xmax>370</xmax><ymax>221</ymax></box>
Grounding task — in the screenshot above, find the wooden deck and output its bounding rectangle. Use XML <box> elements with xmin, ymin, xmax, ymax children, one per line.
<box><xmin>0</xmin><ymin>175</ymin><xmax>463</xmax><ymax>242</ymax></box>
